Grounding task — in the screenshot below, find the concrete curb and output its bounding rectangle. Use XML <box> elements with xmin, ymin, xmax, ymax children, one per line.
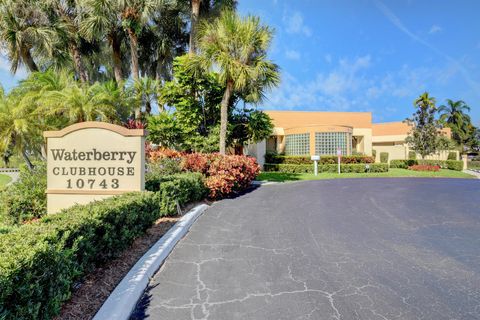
<box><xmin>93</xmin><ymin>204</ymin><xmax>210</xmax><ymax>320</ymax></box>
<box><xmin>464</xmin><ymin>169</ymin><xmax>480</xmax><ymax>179</ymax></box>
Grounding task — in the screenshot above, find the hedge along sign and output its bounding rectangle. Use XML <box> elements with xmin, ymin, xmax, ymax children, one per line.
<box><xmin>44</xmin><ymin>122</ymin><xmax>146</xmax><ymax>213</ymax></box>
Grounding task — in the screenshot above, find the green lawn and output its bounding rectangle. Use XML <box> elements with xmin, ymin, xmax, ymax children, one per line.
<box><xmin>0</xmin><ymin>174</ymin><xmax>12</xmax><ymax>189</ymax></box>
<box><xmin>258</xmin><ymin>169</ymin><xmax>476</xmax><ymax>182</ymax></box>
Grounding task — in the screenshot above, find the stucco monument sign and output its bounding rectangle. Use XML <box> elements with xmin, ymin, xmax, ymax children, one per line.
<box><xmin>44</xmin><ymin>122</ymin><xmax>146</xmax><ymax>213</ymax></box>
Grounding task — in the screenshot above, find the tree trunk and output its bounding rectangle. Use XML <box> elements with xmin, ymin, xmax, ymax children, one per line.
<box><xmin>110</xmin><ymin>32</ymin><xmax>123</xmax><ymax>83</ymax></box>
<box><xmin>189</xmin><ymin>0</ymin><xmax>201</xmax><ymax>55</ymax></box>
<box><xmin>127</xmin><ymin>28</ymin><xmax>141</xmax><ymax>119</ymax></box>
<box><xmin>22</xmin><ymin>150</ymin><xmax>34</xmax><ymax>171</ymax></box>
<box><xmin>70</xmin><ymin>44</ymin><xmax>89</xmax><ymax>83</ymax></box>
<box><xmin>219</xmin><ymin>80</ymin><xmax>233</xmax><ymax>155</ymax></box>
<box><xmin>21</xmin><ymin>47</ymin><xmax>39</xmax><ymax>72</ymax></box>
<box><xmin>127</xmin><ymin>28</ymin><xmax>140</xmax><ymax>80</ymax></box>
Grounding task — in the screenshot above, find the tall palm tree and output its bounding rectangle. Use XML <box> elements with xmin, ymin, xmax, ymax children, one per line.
<box><xmin>0</xmin><ymin>0</ymin><xmax>55</xmax><ymax>73</ymax></box>
<box><xmin>118</xmin><ymin>0</ymin><xmax>169</xmax><ymax>81</ymax></box>
<box><xmin>187</xmin><ymin>10</ymin><xmax>279</xmax><ymax>154</ymax></box>
<box><xmin>189</xmin><ymin>0</ymin><xmax>201</xmax><ymax>54</ymax></box>
<box><xmin>80</xmin><ymin>0</ymin><xmax>125</xmax><ymax>83</ymax></box>
<box><xmin>438</xmin><ymin>99</ymin><xmax>471</xmax><ymax>148</ymax></box>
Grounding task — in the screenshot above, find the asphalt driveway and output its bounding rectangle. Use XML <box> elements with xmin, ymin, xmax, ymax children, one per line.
<box><xmin>132</xmin><ymin>178</ymin><xmax>480</xmax><ymax>320</ymax></box>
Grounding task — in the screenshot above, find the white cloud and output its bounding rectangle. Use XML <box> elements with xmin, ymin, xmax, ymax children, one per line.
<box><xmin>285</xmin><ymin>49</ymin><xmax>300</xmax><ymax>60</ymax></box>
<box><xmin>428</xmin><ymin>24</ymin><xmax>442</xmax><ymax>34</ymax></box>
<box><xmin>283</xmin><ymin>11</ymin><xmax>312</xmax><ymax>37</ymax></box>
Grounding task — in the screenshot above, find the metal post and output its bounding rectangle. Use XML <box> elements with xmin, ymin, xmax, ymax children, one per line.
<box><xmin>311</xmin><ymin>155</ymin><xmax>320</xmax><ymax>176</ymax></box>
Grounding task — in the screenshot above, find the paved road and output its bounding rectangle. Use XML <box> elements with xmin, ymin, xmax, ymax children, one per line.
<box><xmin>132</xmin><ymin>179</ymin><xmax>480</xmax><ymax>320</ymax></box>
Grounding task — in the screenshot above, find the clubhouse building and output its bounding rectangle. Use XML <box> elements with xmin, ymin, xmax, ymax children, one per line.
<box><xmin>246</xmin><ymin>110</ymin><xmax>455</xmax><ymax>167</ymax></box>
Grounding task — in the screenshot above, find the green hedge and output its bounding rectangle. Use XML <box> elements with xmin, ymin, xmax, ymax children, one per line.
<box><xmin>264</xmin><ymin>163</ymin><xmax>389</xmax><ymax>173</ymax></box>
<box><xmin>408</xmin><ymin>151</ymin><xmax>416</xmax><ymax>160</ymax></box>
<box><xmin>388</xmin><ymin>159</ymin><xmax>463</xmax><ymax>171</ymax></box>
<box><xmin>468</xmin><ymin>161</ymin><xmax>480</xmax><ymax>169</ymax></box>
<box><xmin>447</xmin><ymin>152</ymin><xmax>457</xmax><ymax>160</ymax></box>
<box><xmin>264</xmin><ymin>154</ymin><xmax>374</xmax><ymax>165</ymax></box>
<box><xmin>0</xmin><ymin>173</ymin><xmax>208</xmax><ymax>319</ymax></box>
<box><xmin>0</xmin><ymin>192</ymin><xmax>159</xmax><ymax>320</ymax></box>
<box><xmin>145</xmin><ymin>172</ymin><xmax>207</xmax><ymax>215</ymax></box>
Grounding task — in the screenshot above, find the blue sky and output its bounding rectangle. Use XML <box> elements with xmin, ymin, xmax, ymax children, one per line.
<box><xmin>238</xmin><ymin>0</ymin><xmax>480</xmax><ymax>124</ymax></box>
<box><xmin>1</xmin><ymin>0</ymin><xmax>479</xmax><ymax>124</ymax></box>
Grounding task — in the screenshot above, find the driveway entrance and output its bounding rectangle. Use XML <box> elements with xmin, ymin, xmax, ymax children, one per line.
<box><xmin>132</xmin><ymin>178</ymin><xmax>480</xmax><ymax>320</ymax></box>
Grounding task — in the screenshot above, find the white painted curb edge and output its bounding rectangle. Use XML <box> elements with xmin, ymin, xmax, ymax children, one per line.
<box><xmin>93</xmin><ymin>203</ymin><xmax>210</xmax><ymax>320</ymax></box>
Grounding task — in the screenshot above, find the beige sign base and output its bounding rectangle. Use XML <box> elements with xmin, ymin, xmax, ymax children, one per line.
<box><xmin>44</xmin><ymin>122</ymin><xmax>146</xmax><ymax>214</ymax></box>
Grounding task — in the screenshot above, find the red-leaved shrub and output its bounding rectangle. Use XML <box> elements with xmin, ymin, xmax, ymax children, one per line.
<box><xmin>148</xmin><ymin>148</ymin><xmax>184</xmax><ymax>162</ymax></box>
<box><xmin>408</xmin><ymin>164</ymin><xmax>440</xmax><ymax>172</ymax></box>
<box><xmin>148</xmin><ymin>149</ymin><xmax>260</xmax><ymax>199</ymax></box>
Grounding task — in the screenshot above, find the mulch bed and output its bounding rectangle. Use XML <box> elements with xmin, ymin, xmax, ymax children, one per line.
<box><xmin>55</xmin><ymin>216</ymin><xmax>180</xmax><ymax>320</ymax></box>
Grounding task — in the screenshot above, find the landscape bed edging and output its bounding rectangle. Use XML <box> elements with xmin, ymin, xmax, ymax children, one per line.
<box><xmin>93</xmin><ymin>203</ymin><xmax>210</xmax><ymax>320</ymax></box>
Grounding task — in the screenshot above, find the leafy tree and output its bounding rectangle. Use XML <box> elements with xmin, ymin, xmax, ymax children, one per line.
<box><xmin>405</xmin><ymin>92</ymin><xmax>442</xmax><ymax>159</ymax></box>
<box><xmin>186</xmin><ymin>10</ymin><xmax>279</xmax><ymax>154</ymax></box>
<box><xmin>146</xmin><ymin>112</ymin><xmax>183</xmax><ymax>148</ymax></box>
<box><xmin>132</xmin><ymin>76</ymin><xmax>160</xmax><ymax>115</ymax></box>
<box><xmin>231</xmin><ymin>109</ymin><xmax>273</xmax><ymax>147</ymax></box>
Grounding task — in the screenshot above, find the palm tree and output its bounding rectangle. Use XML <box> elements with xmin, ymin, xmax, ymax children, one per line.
<box><xmin>118</xmin><ymin>0</ymin><xmax>169</xmax><ymax>81</ymax></box>
<box><xmin>132</xmin><ymin>77</ymin><xmax>160</xmax><ymax>116</ymax></box>
<box><xmin>44</xmin><ymin>0</ymin><xmax>90</xmax><ymax>83</ymax></box>
<box><xmin>80</xmin><ymin>0</ymin><xmax>125</xmax><ymax>83</ymax></box>
<box><xmin>187</xmin><ymin>10</ymin><xmax>279</xmax><ymax>154</ymax></box>
<box><xmin>0</xmin><ymin>86</ymin><xmax>43</xmax><ymax>169</ymax></box>
<box><xmin>438</xmin><ymin>99</ymin><xmax>471</xmax><ymax>150</ymax></box>
<box><xmin>0</xmin><ymin>0</ymin><xmax>55</xmax><ymax>73</ymax></box>
<box><xmin>40</xmin><ymin>82</ymin><xmax>118</xmax><ymax>123</ymax></box>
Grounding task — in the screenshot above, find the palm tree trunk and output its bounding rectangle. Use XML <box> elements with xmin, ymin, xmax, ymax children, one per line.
<box><xmin>127</xmin><ymin>28</ymin><xmax>140</xmax><ymax>80</ymax></box>
<box><xmin>70</xmin><ymin>44</ymin><xmax>89</xmax><ymax>83</ymax></box>
<box><xmin>189</xmin><ymin>0</ymin><xmax>201</xmax><ymax>54</ymax></box>
<box><xmin>21</xmin><ymin>48</ymin><xmax>39</xmax><ymax>72</ymax></box>
<box><xmin>127</xmin><ymin>28</ymin><xmax>141</xmax><ymax>119</ymax></box>
<box><xmin>219</xmin><ymin>80</ymin><xmax>233</xmax><ymax>155</ymax></box>
<box><xmin>110</xmin><ymin>32</ymin><xmax>123</xmax><ymax>83</ymax></box>
<box><xmin>22</xmin><ymin>150</ymin><xmax>34</xmax><ymax>171</ymax></box>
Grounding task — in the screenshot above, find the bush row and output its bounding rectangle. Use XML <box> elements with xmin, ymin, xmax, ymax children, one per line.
<box><xmin>0</xmin><ymin>170</ymin><xmax>207</xmax><ymax>319</ymax></box>
<box><xmin>389</xmin><ymin>159</ymin><xmax>463</xmax><ymax>171</ymax></box>
<box><xmin>264</xmin><ymin>154</ymin><xmax>375</xmax><ymax>165</ymax></box>
<box><xmin>147</xmin><ymin>150</ymin><xmax>260</xmax><ymax>199</ymax></box>
<box><xmin>263</xmin><ymin>163</ymin><xmax>389</xmax><ymax>174</ymax></box>
<box><xmin>145</xmin><ymin>172</ymin><xmax>207</xmax><ymax>215</ymax></box>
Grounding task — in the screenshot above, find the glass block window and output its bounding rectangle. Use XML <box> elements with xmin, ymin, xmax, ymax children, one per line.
<box><xmin>285</xmin><ymin>133</ymin><xmax>310</xmax><ymax>155</ymax></box>
<box><xmin>315</xmin><ymin>132</ymin><xmax>352</xmax><ymax>155</ymax></box>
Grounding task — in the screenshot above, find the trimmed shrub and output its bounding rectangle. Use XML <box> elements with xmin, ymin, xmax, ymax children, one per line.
<box><xmin>447</xmin><ymin>152</ymin><xmax>457</xmax><ymax>160</ymax></box>
<box><xmin>263</xmin><ymin>163</ymin><xmax>388</xmax><ymax>173</ymax></box>
<box><xmin>0</xmin><ymin>163</ymin><xmax>47</xmax><ymax>225</ymax></box>
<box><xmin>389</xmin><ymin>159</ymin><xmax>417</xmax><ymax>169</ymax></box>
<box><xmin>147</xmin><ymin>157</ymin><xmax>183</xmax><ymax>176</ymax></box>
<box><xmin>0</xmin><ymin>192</ymin><xmax>160</xmax><ymax>320</ymax></box>
<box><xmin>408</xmin><ymin>151</ymin><xmax>417</xmax><ymax>160</ymax></box>
<box><xmin>468</xmin><ymin>161</ymin><xmax>480</xmax><ymax>169</ymax></box>
<box><xmin>380</xmin><ymin>152</ymin><xmax>389</xmax><ymax>163</ymax></box>
<box><xmin>264</xmin><ymin>154</ymin><xmax>374</xmax><ymax>165</ymax></box>
<box><xmin>408</xmin><ymin>164</ymin><xmax>440</xmax><ymax>171</ymax></box>
<box><xmin>446</xmin><ymin>160</ymin><xmax>463</xmax><ymax>171</ymax></box>
<box><xmin>372</xmin><ymin>149</ymin><xmax>376</xmax><ymax>159</ymax></box>
<box><xmin>204</xmin><ymin>155</ymin><xmax>260</xmax><ymax>199</ymax></box>
<box><xmin>145</xmin><ymin>172</ymin><xmax>207</xmax><ymax>215</ymax></box>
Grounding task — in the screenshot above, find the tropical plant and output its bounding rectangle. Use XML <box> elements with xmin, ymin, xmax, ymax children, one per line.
<box><xmin>405</xmin><ymin>92</ymin><xmax>441</xmax><ymax>159</ymax></box>
<box><xmin>0</xmin><ymin>0</ymin><xmax>55</xmax><ymax>73</ymax></box>
<box><xmin>132</xmin><ymin>76</ymin><xmax>160</xmax><ymax>115</ymax></box>
<box><xmin>186</xmin><ymin>10</ymin><xmax>280</xmax><ymax>154</ymax></box>
<box><xmin>438</xmin><ymin>99</ymin><xmax>472</xmax><ymax>151</ymax></box>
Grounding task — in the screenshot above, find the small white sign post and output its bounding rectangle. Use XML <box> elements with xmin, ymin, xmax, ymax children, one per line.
<box><xmin>311</xmin><ymin>155</ymin><xmax>320</xmax><ymax>176</ymax></box>
<box><xmin>337</xmin><ymin>147</ymin><xmax>342</xmax><ymax>174</ymax></box>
